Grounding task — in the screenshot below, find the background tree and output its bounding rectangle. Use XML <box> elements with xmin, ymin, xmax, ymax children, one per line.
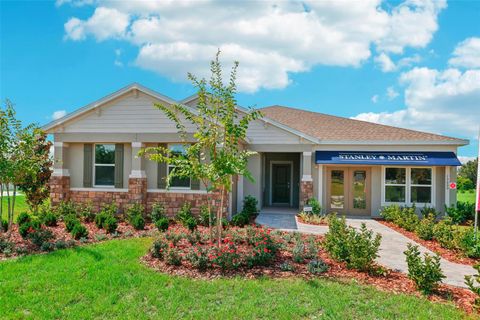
<box><xmin>141</xmin><ymin>51</ymin><xmax>262</xmax><ymax>245</ymax></box>
<box><xmin>459</xmin><ymin>158</ymin><xmax>478</xmax><ymax>190</ymax></box>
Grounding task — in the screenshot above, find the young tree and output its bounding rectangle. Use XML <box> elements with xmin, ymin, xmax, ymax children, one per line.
<box><xmin>141</xmin><ymin>51</ymin><xmax>262</xmax><ymax>245</ymax></box>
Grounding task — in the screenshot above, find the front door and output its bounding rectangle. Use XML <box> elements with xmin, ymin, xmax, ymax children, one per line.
<box><xmin>326</xmin><ymin>167</ymin><xmax>371</xmax><ymax>215</ymax></box>
<box><xmin>271</xmin><ymin>163</ymin><xmax>292</xmax><ymax>206</ymax></box>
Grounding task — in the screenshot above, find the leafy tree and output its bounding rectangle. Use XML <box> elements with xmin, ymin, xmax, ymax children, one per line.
<box><xmin>141</xmin><ymin>51</ymin><xmax>262</xmax><ymax>245</ymax></box>
<box><xmin>458</xmin><ymin>158</ymin><xmax>478</xmax><ymax>190</ymax></box>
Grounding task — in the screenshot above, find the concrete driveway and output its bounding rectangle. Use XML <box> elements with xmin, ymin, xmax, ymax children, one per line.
<box><xmin>256</xmin><ymin>210</ymin><xmax>476</xmax><ymax>288</ymax></box>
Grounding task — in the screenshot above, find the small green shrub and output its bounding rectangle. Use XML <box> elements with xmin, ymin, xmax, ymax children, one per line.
<box><xmin>198</xmin><ymin>205</ymin><xmax>215</xmax><ymax>227</ymax></box>
<box><xmin>0</xmin><ymin>237</ymin><xmax>14</xmax><ymax>254</ymax></box>
<box><xmin>186</xmin><ymin>246</ymin><xmax>210</xmax><ymax>271</ymax></box>
<box><xmin>433</xmin><ymin>218</ymin><xmax>455</xmax><ymax>249</ymax></box>
<box><xmin>404</xmin><ymin>244</ymin><xmax>445</xmax><ymax>294</ymax></box>
<box><xmin>103</xmin><ymin>216</ymin><xmax>118</xmax><ymax>234</ymax></box>
<box><xmin>54</xmin><ymin>201</ymin><xmax>77</xmax><ymax>219</ymax></box>
<box><xmin>445</xmin><ymin>202</ymin><xmax>475</xmax><ymax>225</ymax></box>
<box><xmin>54</xmin><ymin>240</ymin><xmax>75</xmax><ymax>250</ymax></box>
<box><xmin>415</xmin><ymin>216</ymin><xmax>435</xmax><ymax>241</ymax></box>
<box><xmin>307</xmin><ymin>259</ymin><xmax>329</xmax><ymax>274</ymax></box>
<box><xmin>186</xmin><ymin>230</ymin><xmax>201</xmax><ymax>245</ymax></box>
<box><xmin>129</xmin><ymin>214</ymin><xmax>145</xmax><ymax>230</ymax></box>
<box><xmin>456</xmin><ymin>227</ymin><xmax>480</xmax><ymax>258</ymax></box>
<box><xmin>397</xmin><ymin>206</ymin><xmax>419</xmax><ymax>232</ymax></box>
<box><xmin>465</xmin><ymin>264</ymin><xmax>480</xmax><ymax>308</ymax></box>
<box><xmin>151</xmin><ymin>238</ymin><xmax>168</xmax><ymax>259</ymax></box>
<box><xmin>305</xmin><ymin>236</ymin><xmax>319</xmax><ymax>259</ymax></box>
<box><xmin>42</xmin><ymin>212</ymin><xmax>58</xmax><ymax>227</ymax></box>
<box><xmin>298</xmin><ymin>212</ymin><xmax>326</xmax><ymax>225</ymax></box>
<box><xmin>280</xmin><ymin>262</ymin><xmax>295</xmax><ymax>272</ymax></box>
<box><xmin>155</xmin><ymin>217</ymin><xmax>170</xmax><ymax>232</ymax></box>
<box><xmin>176</xmin><ymin>202</ymin><xmax>194</xmax><ymax>225</ymax></box>
<box><xmin>150</xmin><ymin>203</ymin><xmax>166</xmax><ymax>223</ymax></box>
<box><xmin>94</xmin><ymin>212</ymin><xmax>108</xmax><ymax>228</ymax></box>
<box><xmin>292</xmin><ymin>242</ymin><xmax>306</xmax><ymax>263</ymax></box>
<box><xmin>242</xmin><ymin>195</ymin><xmax>258</xmax><ymax>217</ymax></box>
<box><xmin>78</xmin><ymin>202</ymin><xmax>95</xmax><ymax>223</ymax></box>
<box><xmin>420</xmin><ymin>206</ymin><xmax>438</xmax><ymax>219</ymax></box>
<box><xmin>64</xmin><ymin>214</ymin><xmax>80</xmax><ymax>233</ymax></box>
<box><xmin>1</xmin><ymin>220</ymin><xmax>8</xmax><ymax>232</ymax></box>
<box><xmin>71</xmin><ymin>224</ymin><xmax>88</xmax><ymax>240</ymax></box>
<box><xmin>380</xmin><ymin>205</ymin><xmax>401</xmax><ymax>222</ymax></box>
<box><xmin>17</xmin><ymin>212</ymin><xmax>31</xmax><ymax>226</ymax></box>
<box><xmin>126</xmin><ymin>204</ymin><xmax>145</xmax><ymax>230</ymax></box>
<box><xmin>306</xmin><ymin>198</ymin><xmax>321</xmax><ymax>215</ymax></box>
<box><xmin>165</xmin><ymin>247</ymin><xmax>182</xmax><ymax>266</ymax></box>
<box><xmin>28</xmin><ymin>228</ymin><xmax>54</xmax><ymax>248</ymax></box>
<box><xmin>100</xmin><ymin>203</ymin><xmax>118</xmax><ymax>217</ymax></box>
<box><xmin>231</xmin><ymin>212</ymin><xmax>249</xmax><ymax>227</ymax></box>
<box><xmin>18</xmin><ymin>220</ymin><xmax>41</xmax><ymax>238</ymax></box>
<box><xmin>324</xmin><ymin>215</ymin><xmax>350</xmax><ymax>261</ymax></box>
<box><xmin>185</xmin><ymin>217</ymin><xmax>197</xmax><ymax>232</ymax></box>
<box><xmin>40</xmin><ymin>241</ymin><xmax>55</xmax><ymax>252</ymax></box>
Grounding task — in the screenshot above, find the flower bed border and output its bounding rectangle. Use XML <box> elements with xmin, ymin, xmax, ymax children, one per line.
<box><xmin>376</xmin><ymin>219</ymin><xmax>478</xmax><ymax>266</ymax></box>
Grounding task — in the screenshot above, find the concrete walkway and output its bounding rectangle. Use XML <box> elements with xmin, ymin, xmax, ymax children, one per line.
<box><xmin>256</xmin><ymin>210</ymin><xmax>476</xmax><ymax>288</ymax></box>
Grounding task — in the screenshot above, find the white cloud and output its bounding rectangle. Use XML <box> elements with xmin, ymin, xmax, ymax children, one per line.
<box><xmin>449</xmin><ymin>37</ymin><xmax>480</xmax><ymax>69</ymax></box>
<box><xmin>114</xmin><ymin>49</ymin><xmax>123</xmax><ymax>67</ymax></box>
<box><xmin>386</xmin><ymin>86</ymin><xmax>399</xmax><ymax>100</ymax></box>
<box><xmin>371</xmin><ymin>94</ymin><xmax>379</xmax><ymax>103</ymax></box>
<box><xmin>458</xmin><ymin>156</ymin><xmax>477</xmax><ymax>164</ymax></box>
<box><xmin>375</xmin><ymin>53</ymin><xmax>396</xmax><ymax>72</ymax></box>
<box><xmin>52</xmin><ymin>110</ymin><xmax>67</xmax><ymax>120</ymax></box>
<box><xmin>64</xmin><ymin>7</ymin><xmax>129</xmax><ymax>41</ymax></box>
<box><xmin>56</xmin><ymin>0</ymin><xmax>93</xmax><ymax>7</ymax></box>
<box><xmin>61</xmin><ymin>0</ymin><xmax>445</xmax><ymax>92</ymax></box>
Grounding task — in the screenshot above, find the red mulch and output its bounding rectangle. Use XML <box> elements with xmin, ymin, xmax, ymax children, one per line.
<box><xmin>0</xmin><ymin>221</ymin><xmax>157</xmax><ymax>261</ymax></box>
<box><xmin>376</xmin><ymin>219</ymin><xmax>478</xmax><ymax>266</ymax></box>
<box><xmin>142</xmin><ymin>226</ymin><xmax>477</xmax><ymax>315</ymax></box>
<box><xmin>296</xmin><ymin>215</ymin><xmax>328</xmax><ymax>226</ymax></box>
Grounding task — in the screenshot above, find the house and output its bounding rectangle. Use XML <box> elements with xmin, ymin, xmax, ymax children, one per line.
<box><xmin>42</xmin><ymin>83</ymin><xmax>468</xmax><ymax>217</ymax></box>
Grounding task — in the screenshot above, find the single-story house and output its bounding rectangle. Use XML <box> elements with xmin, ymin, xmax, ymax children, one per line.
<box><xmin>42</xmin><ymin>83</ymin><xmax>468</xmax><ymax>217</ymax></box>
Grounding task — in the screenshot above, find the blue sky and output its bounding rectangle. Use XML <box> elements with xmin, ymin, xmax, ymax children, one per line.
<box><xmin>1</xmin><ymin>0</ymin><xmax>479</xmax><ymax>158</ymax></box>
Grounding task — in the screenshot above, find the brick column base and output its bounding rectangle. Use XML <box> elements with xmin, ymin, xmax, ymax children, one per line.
<box><xmin>300</xmin><ymin>180</ymin><xmax>313</xmax><ymax>207</ymax></box>
<box><xmin>50</xmin><ymin>176</ymin><xmax>70</xmax><ymax>206</ymax></box>
<box><xmin>128</xmin><ymin>177</ymin><xmax>147</xmax><ymax>208</ymax></box>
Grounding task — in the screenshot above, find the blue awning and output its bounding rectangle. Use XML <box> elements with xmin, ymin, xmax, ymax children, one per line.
<box><xmin>315</xmin><ymin>151</ymin><xmax>461</xmax><ymax>166</ymax></box>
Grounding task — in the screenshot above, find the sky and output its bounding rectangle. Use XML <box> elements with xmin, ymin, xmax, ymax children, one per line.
<box><xmin>1</xmin><ymin>0</ymin><xmax>479</xmax><ymax>159</ymax></box>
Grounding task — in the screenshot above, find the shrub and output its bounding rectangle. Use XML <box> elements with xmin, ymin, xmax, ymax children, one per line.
<box><xmin>17</xmin><ymin>212</ymin><xmax>31</xmax><ymax>226</ymax></box>
<box><xmin>280</xmin><ymin>262</ymin><xmax>295</xmax><ymax>272</ymax></box>
<box><xmin>129</xmin><ymin>214</ymin><xmax>145</xmax><ymax>230</ymax></box>
<box><xmin>151</xmin><ymin>238</ymin><xmax>168</xmax><ymax>259</ymax></box>
<box><xmin>456</xmin><ymin>227</ymin><xmax>480</xmax><ymax>258</ymax></box>
<box><xmin>380</xmin><ymin>205</ymin><xmax>401</xmax><ymax>222</ymax></box>
<box><xmin>305</xmin><ymin>236</ymin><xmax>319</xmax><ymax>259</ymax></box>
<box><xmin>324</xmin><ymin>215</ymin><xmax>381</xmax><ymax>271</ymax></box>
<box><xmin>404</xmin><ymin>244</ymin><xmax>445</xmax><ymax>294</ymax></box>
<box><xmin>292</xmin><ymin>242</ymin><xmax>306</xmax><ymax>263</ymax></box>
<box><xmin>185</xmin><ymin>217</ymin><xmax>197</xmax><ymax>232</ymax></box>
<box><xmin>242</xmin><ymin>195</ymin><xmax>258</xmax><ymax>217</ymax></box>
<box><xmin>155</xmin><ymin>217</ymin><xmax>170</xmax><ymax>232</ymax></box>
<box><xmin>420</xmin><ymin>206</ymin><xmax>438</xmax><ymax>219</ymax></box>
<box><xmin>54</xmin><ymin>201</ymin><xmax>77</xmax><ymax>219</ymax></box>
<box><xmin>78</xmin><ymin>202</ymin><xmax>95</xmax><ymax>223</ymax></box>
<box><xmin>445</xmin><ymin>202</ymin><xmax>475</xmax><ymax>225</ymax></box>
<box><xmin>40</xmin><ymin>241</ymin><xmax>55</xmax><ymax>252</ymax></box>
<box><xmin>176</xmin><ymin>203</ymin><xmax>194</xmax><ymax>225</ymax></box>
<box><xmin>433</xmin><ymin>218</ymin><xmax>455</xmax><ymax>249</ymax></box>
<box><xmin>465</xmin><ymin>264</ymin><xmax>480</xmax><ymax>308</ymax></box>
<box><xmin>54</xmin><ymin>240</ymin><xmax>75</xmax><ymax>250</ymax></box>
<box><xmin>186</xmin><ymin>246</ymin><xmax>210</xmax><ymax>271</ymax></box>
<box><xmin>1</xmin><ymin>220</ymin><xmax>7</xmax><ymax>232</ymax></box>
<box><xmin>247</xmin><ymin>237</ymin><xmax>277</xmax><ymax>268</ymax></box>
<box><xmin>42</xmin><ymin>212</ymin><xmax>58</xmax><ymax>227</ymax></box>
<box><xmin>306</xmin><ymin>198</ymin><xmax>321</xmax><ymax>215</ymax></box>
<box><xmin>397</xmin><ymin>205</ymin><xmax>419</xmax><ymax>232</ymax></box>
<box><xmin>165</xmin><ymin>247</ymin><xmax>182</xmax><ymax>266</ymax></box>
<box><xmin>64</xmin><ymin>214</ymin><xmax>80</xmax><ymax>233</ymax></box>
<box><xmin>18</xmin><ymin>220</ymin><xmax>41</xmax><ymax>238</ymax></box>
<box><xmin>71</xmin><ymin>224</ymin><xmax>88</xmax><ymax>240</ymax></box>
<box><xmin>28</xmin><ymin>228</ymin><xmax>54</xmax><ymax>248</ymax></box>
<box><xmin>0</xmin><ymin>237</ymin><xmax>14</xmax><ymax>254</ymax></box>
<box><xmin>94</xmin><ymin>212</ymin><xmax>108</xmax><ymax>228</ymax></box>
<box><xmin>198</xmin><ymin>205</ymin><xmax>215</xmax><ymax>227</ymax></box>
<box><xmin>298</xmin><ymin>212</ymin><xmax>326</xmax><ymax>225</ymax></box>
<box><xmin>415</xmin><ymin>216</ymin><xmax>435</xmax><ymax>240</ymax></box>
<box><xmin>165</xmin><ymin>230</ymin><xmax>185</xmax><ymax>245</ymax></box>
<box><xmin>307</xmin><ymin>259</ymin><xmax>329</xmax><ymax>274</ymax></box>
<box><xmin>186</xmin><ymin>230</ymin><xmax>201</xmax><ymax>245</ymax></box>
<box><xmin>150</xmin><ymin>203</ymin><xmax>166</xmax><ymax>223</ymax></box>
<box><xmin>231</xmin><ymin>212</ymin><xmax>249</xmax><ymax>227</ymax></box>
<box><xmin>100</xmin><ymin>203</ymin><xmax>118</xmax><ymax>217</ymax></box>
<box><xmin>103</xmin><ymin>215</ymin><xmax>118</xmax><ymax>234</ymax></box>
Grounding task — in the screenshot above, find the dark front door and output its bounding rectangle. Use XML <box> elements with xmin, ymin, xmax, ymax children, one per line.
<box><xmin>272</xmin><ymin>163</ymin><xmax>291</xmax><ymax>205</ymax></box>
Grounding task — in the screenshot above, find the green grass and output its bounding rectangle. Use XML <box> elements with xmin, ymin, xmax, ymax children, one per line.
<box><xmin>0</xmin><ymin>238</ymin><xmax>470</xmax><ymax>319</ymax></box>
<box><xmin>1</xmin><ymin>194</ymin><xmax>28</xmax><ymax>222</ymax></box>
<box><xmin>458</xmin><ymin>190</ymin><xmax>476</xmax><ymax>204</ymax></box>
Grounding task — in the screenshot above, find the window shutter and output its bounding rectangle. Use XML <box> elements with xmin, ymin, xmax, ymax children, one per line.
<box><xmin>157</xmin><ymin>143</ymin><xmax>167</xmax><ymax>189</ymax></box>
<box><xmin>114</xmin><ymin>144</ymin><xmax>124</xmax><ymax>188</ymax></box>
<box><xmin>83</xmin><ymin>144</ymin><xmax>93</xmax><ymax>188</ymax></box>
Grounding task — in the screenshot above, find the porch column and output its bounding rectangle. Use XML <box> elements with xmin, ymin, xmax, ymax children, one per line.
<box><xmin>317</xmin><ymin>164</ymin><xmax>323</xmax><ymax>211</ymax></box>
<box><xmin>237</xmin><ymin>175</ymin><xmax>244</xmax><ymax>213</ymax></box>
<box><xmin>129</xmin><ymin>142</ymin><xmax>147</xmax><ymax>207</ymax></box>
<box><xmin>300</xmin><ymin>151</ymin><xmax>313</xmax><ymax>206</ymax></box>
<box><xmin>50</xmin><ymin>142</ymin><xmax>70</xmax><ymax>205</ymax></box>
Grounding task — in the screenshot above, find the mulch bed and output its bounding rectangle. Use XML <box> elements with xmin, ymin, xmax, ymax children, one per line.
<box><xmin>142</xmin><ymin>225</ymin><xmax>477</xmax><ymax>314</ymax></box>
<box><xmin>0</xmin><ymin>221</ymin><xmax>157</xmax><ymax>261</ymax></box>
<box><xmin>376</xmin><ymin>219</ymin><xmax>478</xmax><ymax>266</ymax></box>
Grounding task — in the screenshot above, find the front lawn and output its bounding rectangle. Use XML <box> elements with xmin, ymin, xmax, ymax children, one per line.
<box><xmin>1</xmin><ymin>194</ymin><xmax>28</xmax><ymax>222</ymax></box>
<box><xmin>458</xmin><ymin>190</ymin><xmax>476</xmax><ymax>204</ymax></box>
<box><xmin>0</xmin><ymin>238</ymin><xmax>470</xmax><ymax>319</ymax></box>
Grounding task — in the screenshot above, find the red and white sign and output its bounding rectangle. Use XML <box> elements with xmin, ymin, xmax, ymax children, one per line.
<box><xmin>449</xmin><ymin>182</ymin><xmax>457</xmax><ymax>190</ymax></box>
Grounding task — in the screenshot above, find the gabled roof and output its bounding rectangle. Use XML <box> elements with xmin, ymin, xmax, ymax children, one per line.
<box><xmin>261</xmin><ymin>105</ymin><xmax>468</xmax><ymax>145</ymax></box>
<box><xmin>42</xmin><ymin>83</ymin><xmax>182</xmax><ymax>133</ymax></box>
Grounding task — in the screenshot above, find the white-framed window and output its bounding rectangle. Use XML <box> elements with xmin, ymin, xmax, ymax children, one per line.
<box><xmin>382</xmin><ymin>166</ymin><xmax>435</xmax><ymax>206</ymax></box>
<box><xmin>94</xmin><ymin>144</ymin><xmax>115</xmax><ymax>187</ymax></box>
<box><xmin>168</xmin><ymin>143</ymin><xmax>191</xmax><ymax>189</ymax></box>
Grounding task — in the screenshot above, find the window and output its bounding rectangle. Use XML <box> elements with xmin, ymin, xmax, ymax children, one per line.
<box><xmin>384</xmin><ymin>168</ymin><xmax>406</xmax><ymax>202</ymax></box>
<box><xmin>94</xmin><ymin>144</ymin><xmax>115</xmax><ymax>186</ymax></box>
<box><xmin>383</xmin><ymin>167</ymin><xmax>434</xmax><ymax>205</ymax></box>
<box><xmin>410</xmin><ymin>168</ymin><xmax>432</xmax><ymax>203</ymax></box>
<box><xmin>168</xmin><ymin>144</ymin><xmax>191</xmax><ymax>188</ymax></box>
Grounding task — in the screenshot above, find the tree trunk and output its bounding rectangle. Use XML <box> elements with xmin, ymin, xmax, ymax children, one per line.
<box><xmin>12</xmin><ymin>186</ymin><xmax>17</xmax><ymax>225</ymax></box>
<box><xmin>207</xmin><ymin>194</ymin><xmax>213</xmax><ymax>243</ymax></box>
<box><xmin>216</xmin><ymin>186</ymin><xmax>225</xmax><ymax>247</ymax></box>
<box><xmin>0</xmin><ymin>183</ymin><xmax>3</xmax><ymax>233</ymax></box>
<box><xmin>6</xmin><ymin>184</ymin><xmax>11</xmax><ymax>230</ymax></box>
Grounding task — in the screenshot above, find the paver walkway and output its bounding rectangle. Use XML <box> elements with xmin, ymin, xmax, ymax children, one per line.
<box><xmin>256</xmin><ymin>211</ymin><xmax>475</xmax><ymax>288</ymax></box>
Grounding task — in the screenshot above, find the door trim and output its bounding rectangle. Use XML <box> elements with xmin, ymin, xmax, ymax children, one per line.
<box><xmin>270</xmin><ymin>161</ymin><xmax>293</xmax><ymax>206</ymax></box>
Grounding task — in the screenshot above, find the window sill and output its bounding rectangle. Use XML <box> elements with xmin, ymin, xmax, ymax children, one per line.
<box><xmin>70</xmin><ymin>187</ymin><xmax>128</xmax><ymax>193</ymax></box>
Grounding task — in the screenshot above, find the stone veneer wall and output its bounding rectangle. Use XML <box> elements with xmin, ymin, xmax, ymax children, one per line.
<box><xmin>50</xmin><ymin>176</ymin><xmax>227</xmax><ymax>216</ymax></box>
<box><xmin>300</xmin><ymin>180</ymin><xmax>313</xmax><ymax>207</ymax></box>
